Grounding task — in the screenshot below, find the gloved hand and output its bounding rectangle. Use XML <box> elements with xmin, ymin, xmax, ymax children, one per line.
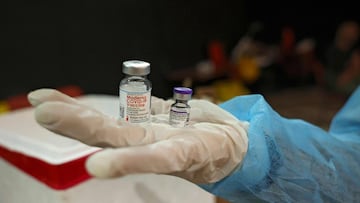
<box><xmin>27</xmin><ymin>89</ymin><xmax>248</xmax><ymax>184</ymax></box>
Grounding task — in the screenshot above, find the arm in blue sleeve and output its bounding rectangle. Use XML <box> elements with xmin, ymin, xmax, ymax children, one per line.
<box><xmin>200</xmin><ymin>86</ymin><xmax>360</xmax><ymax>203</ymax></box>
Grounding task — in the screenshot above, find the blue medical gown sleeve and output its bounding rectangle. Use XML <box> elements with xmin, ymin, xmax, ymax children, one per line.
<box><xmin>200</xmin><ymin>86</ymin><xmax>360</xmax><ymax>203</ymax></box>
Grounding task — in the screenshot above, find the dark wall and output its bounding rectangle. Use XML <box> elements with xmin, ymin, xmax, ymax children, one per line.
<box><xmin>4</xmin><ymin>1</ymin><xmax>359</xmax><ymax>100</ymax></box>
<box><xmin>243</xmin><ymin>3</ymin><xmax>360</xmax><ymax>52</ymax></box>
<box><xmin>2</xmin><ymin>0</ymin><xmax>246</xmax><ymax>99</ymax></box>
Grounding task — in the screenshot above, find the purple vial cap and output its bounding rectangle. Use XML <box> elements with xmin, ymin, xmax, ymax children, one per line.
<box><xmin>173</xmin><ymin>87</ymin><xmax>193</xmax><ymax>95</ymax></box>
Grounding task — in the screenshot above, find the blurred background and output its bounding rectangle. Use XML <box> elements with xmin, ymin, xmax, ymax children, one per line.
<box><xmin>2</xmin><ymin>1</ymin><xmax>360</xmax><ymax>128</ymax></box>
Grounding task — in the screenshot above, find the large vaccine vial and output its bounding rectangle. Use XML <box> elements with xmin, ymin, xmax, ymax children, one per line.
<box><xmin>169</xmin><ymin>87</ymin><xmax>192</xmax><ymax>127</ymax></box>
<box><xmin>119</xmin><ymin>60</ymin><xmax>152</xmax><ymax>124</ymax></box>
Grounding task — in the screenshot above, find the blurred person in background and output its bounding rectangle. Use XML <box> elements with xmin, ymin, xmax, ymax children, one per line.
<box><xmin>325</xmin><ymin>20</ymin><xmax>360</xmax><ymax>95</ymax></box>
<box><xmin>278</xmin><ymin>27</ymin><xmax>325</xmax><ymax>88</ymax></box>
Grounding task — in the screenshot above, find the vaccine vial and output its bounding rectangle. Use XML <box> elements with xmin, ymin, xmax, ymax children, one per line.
<box><xmin>119</xmin><ymin>60</ymin><xmax>152</xmax><ymax>124</ymax></box>
<box><xmin>169</xmin><ymin>87</ymin><xmax>192</xmax><ymax>127</ymax></box>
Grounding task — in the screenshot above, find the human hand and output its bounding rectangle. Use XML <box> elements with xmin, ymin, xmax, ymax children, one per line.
<box><xmin>27</xmin><ymin>89</ymin><xmax>248</xmax><ymax>184</ymax></box>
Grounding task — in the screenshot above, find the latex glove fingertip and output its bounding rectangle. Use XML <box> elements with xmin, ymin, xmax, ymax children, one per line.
<box><xmin>34</xmin><ymin>103</ymin><xmax>59</xmax><ymax>125</ymax></box>
<box><xmin>86</xmin><ymin>149</ymin><xmax>116</xmax><ymax>178</ymax></box>
<box><xmin>28</xmin><ymin>89</ymin><xmax>57</xmax><ymax>106</ymax></box>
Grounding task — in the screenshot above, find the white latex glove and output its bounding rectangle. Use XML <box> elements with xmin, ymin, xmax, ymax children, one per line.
<box><xmin>27</xmin><ymin>89</ymin><xmax>248</xmax><ymax>184</ymax></box>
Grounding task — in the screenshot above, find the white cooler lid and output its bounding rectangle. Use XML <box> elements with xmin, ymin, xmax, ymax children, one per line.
<box><xmin>0</xmin><ymin>95</ymin><xmax>121</xmax><ymax>190</ymax></box>
<box><xmin>0</xmin><ymin>95</ymin><xmax>116</xmax><ymax>164</ymax></box>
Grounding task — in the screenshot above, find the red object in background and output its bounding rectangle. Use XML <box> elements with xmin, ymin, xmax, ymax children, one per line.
<box><xmin>281</xmin><ymin>26</ymin><xmax>296</xmax><ymax>55</ymax></box>
<box><xmin>7</xmin><ymin>94</ymin><xmax>30</xmax><ymax>110</ymax></box>
<box><xmin>57</xmin><ymin>85</ymin><xmax>83</xmax><ymax>98</ymax></box>
<box><xmin>0</xmin><ymin>144</ymin><xmax>96</xmax><ymax>190</ymax></box>
<box><xmin>208</xmin><ymin>40</ymin><xmax>228</xmax><ymax>74</ymax></box>
<box><xmin>6</xmin><ymin>85</ymin><xmax>83</xmax><ymax>111</ymax></box>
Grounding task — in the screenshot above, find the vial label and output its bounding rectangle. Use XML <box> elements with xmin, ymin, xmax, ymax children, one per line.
<box><xmin>170</xmin><ymin>109</ymin><xmax>190</xmax><ymax>127</ymax></box>
<box><xmin>119</xmin><ymin>89</ymin><xmax>151</xmax><ymax>123</ymax></box>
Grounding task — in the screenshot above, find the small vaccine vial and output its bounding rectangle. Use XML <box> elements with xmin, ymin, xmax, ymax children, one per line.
<box><xmin>169</xmin><ymin>87</ymin><xmax>193</xmax><ymax>127</ymax></box>
<box><xmin>119</xmin><ymin>60</ymin><xmax>152</xmax><ymax>124</ymax></box>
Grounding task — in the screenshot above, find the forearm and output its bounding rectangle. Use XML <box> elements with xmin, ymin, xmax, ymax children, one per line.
<box><xmin>200</xmin><ymin>94</ymin><xmax>360</xmax><ymax>203</ymax></box>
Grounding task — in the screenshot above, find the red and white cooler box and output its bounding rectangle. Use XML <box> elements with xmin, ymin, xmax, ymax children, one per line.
<box><xmin>0</xmin><ymin>94</ymin><xmax>215</xmax><ymax>203</ymax></box>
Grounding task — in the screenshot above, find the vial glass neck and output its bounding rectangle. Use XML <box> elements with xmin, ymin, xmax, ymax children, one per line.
<box><xmin>174</xmin><ymin>93</ymin><xmax>191</xmax><ymax>101</ymax></box>
<box><xmin>175</xmin><ymin>99</ymin><xmax>189</xmax><ymax>103</ymax></box>
<box><xmin>126</xmin><ymin>75</ymin><xmax>147</xmax><ymax>78</ymax></box>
